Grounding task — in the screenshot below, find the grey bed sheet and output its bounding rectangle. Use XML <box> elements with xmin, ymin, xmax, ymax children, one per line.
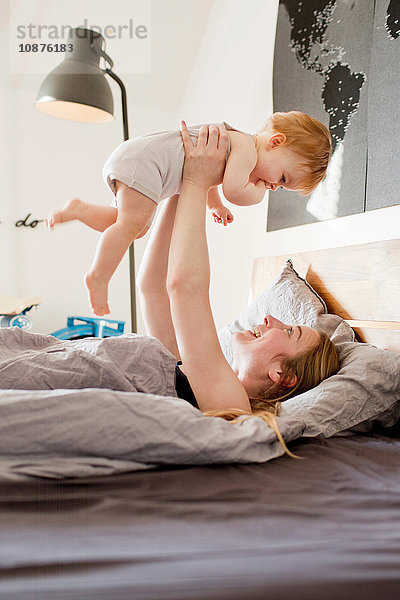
<box><xmin>1</xmin><ymin>433</ymin><xmax>399</xmax><ymax>600</ymax></box>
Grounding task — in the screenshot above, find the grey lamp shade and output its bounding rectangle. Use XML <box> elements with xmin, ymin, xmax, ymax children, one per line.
<box><xmin>34</xmin><ymin>28</ymin><xmax>114</xmax><ymax>123</ymax></box>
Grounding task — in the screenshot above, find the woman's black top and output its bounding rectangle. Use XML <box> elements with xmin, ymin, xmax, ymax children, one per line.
<box><xmin>175</xmin><ymin>362</ymin><xmax>199</xmax><ymax>409</ymax></box>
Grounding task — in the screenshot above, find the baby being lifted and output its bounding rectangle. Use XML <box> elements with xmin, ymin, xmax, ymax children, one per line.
<box><xmin>47</xmin><ymin>111</ymin><xmax>331</xmax><ymax>316</ymax></box>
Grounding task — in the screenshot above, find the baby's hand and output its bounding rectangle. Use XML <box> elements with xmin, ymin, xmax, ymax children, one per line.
<box><xmin>210</xmin><ymin>205</ymin><xmax>234</xmax><ymax>226</ymax></box>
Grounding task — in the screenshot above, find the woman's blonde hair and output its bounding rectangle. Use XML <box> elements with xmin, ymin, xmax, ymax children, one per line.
<box><xmin>204</xmin><ymin>332</ymin><xmax>339</xmax><ymax>458</ymax></box>
<box><xmin>261</xmin><ymin>111</ymin><xmax>332</xmax><ymax>195</ymax></box>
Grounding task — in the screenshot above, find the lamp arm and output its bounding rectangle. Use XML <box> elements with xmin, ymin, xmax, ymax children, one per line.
<box><xmin>89</xmin><ymin>41</ymin><xmax>128</xmax><ymax>141</ymax></box>
<box><xmin>98</xmin><ymin>48</ymin><xmax>114</xmax><ymax>71</ymax></box>
<box><xmin>104</xmin><ymin>69</ymin><xmax>129</xmax><ymax>141</ymax></box>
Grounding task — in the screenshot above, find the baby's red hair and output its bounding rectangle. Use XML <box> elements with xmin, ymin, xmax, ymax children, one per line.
<box><xmin>261</xmin><ymin>111</ymin><xmax>332</xmax><ymax>195</ymax></box>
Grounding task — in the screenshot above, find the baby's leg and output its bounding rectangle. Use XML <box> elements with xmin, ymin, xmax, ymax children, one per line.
<box><xmin>47</xmin><ymin>198</ymin><xmax>117</xmax><ymax>232</ymax></box>
<box><xmin>85</xmin><ymin>183</ymin><xmax>156</xmax><ymax>316</ymax></box>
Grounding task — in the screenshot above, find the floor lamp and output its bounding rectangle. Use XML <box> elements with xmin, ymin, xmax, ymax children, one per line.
<box><xmin>34</xmin><ymin>27</ymin><xmax>136</xmax><ymax>332</ymax></box>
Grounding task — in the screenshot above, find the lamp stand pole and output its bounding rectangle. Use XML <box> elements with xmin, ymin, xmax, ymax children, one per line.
<box><xmin>105</xmin><ymin>69</ymin><xmax>137</xmax><ymax>333</ymax></box>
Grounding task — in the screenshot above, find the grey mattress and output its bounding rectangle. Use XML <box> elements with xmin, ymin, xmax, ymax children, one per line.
<box><xmin>1</xmin><ymin>431</ymin><xmax>400</xmax><ymax>600</ymax></box>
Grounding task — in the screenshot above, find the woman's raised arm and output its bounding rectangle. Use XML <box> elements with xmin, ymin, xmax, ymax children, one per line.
<box><xmin>137</xmin><ymin>195</ymin><xmax>180</xmax><ymax>360</ymax></box>
<box><xmin>167</xmin><ymin>122</ymin><xmax>251</xmax><ymax>413</ymax></box>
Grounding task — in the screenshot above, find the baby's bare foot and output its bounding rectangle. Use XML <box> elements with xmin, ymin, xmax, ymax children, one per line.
<box><xmin>84</xmin><ymin>272</ymin><xmax>110</xmax><ymax>316</ymax></box>
<box><xmin>46</xmin><ymin>198</ymin><xmax>84</xmax><ymax>229</ymax></box>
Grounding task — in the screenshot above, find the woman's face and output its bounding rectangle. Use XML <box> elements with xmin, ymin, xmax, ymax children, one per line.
<box><xmin>231</xmin><ymin>315</ymin><xmax>320</xmax><ymax>396</ymax></box>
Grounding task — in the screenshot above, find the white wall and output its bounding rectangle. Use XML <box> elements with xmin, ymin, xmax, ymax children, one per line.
<box><xmin>177</xmin><ymin>0</ymin><xmax>400</xmax><ymax>330</ymax></box>
<box><xmin>0</xmin><ymin>0</ymin><xmax>213</xmax><ymax>334</ymax></box>
<box><xmin>1</xmin><ymin>0</ymin><xmax>398</xmax><ymax>336</ymax></box>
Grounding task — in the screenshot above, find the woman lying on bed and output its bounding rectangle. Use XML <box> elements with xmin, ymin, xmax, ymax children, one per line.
<box><xmin>137</xmin><ymin>122</ymin><xmax>339</xmax><ymax>429</ymax></box>
<box><xmin>0</xmin><ymin>123</ymin><xmax>338</xmax><ymax>449</ymax></box>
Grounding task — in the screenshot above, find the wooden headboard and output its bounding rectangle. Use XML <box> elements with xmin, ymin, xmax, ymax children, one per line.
<box><xmin>250</xmin><ymin>238</ymin><xmax>400</xmax><ymax>353</ymax></box>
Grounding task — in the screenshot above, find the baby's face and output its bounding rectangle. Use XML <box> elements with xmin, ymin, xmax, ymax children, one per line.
<box><xmin>251</xmin><ymin>134</ymin><xmax>308</xmax><ymax>192</ymax></box>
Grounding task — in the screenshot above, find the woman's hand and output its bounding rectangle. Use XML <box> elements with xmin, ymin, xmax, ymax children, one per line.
<box><xmin>180</xmin><ymin>121</ymin><xmax>229</xmax><ymax>191</ymax></box>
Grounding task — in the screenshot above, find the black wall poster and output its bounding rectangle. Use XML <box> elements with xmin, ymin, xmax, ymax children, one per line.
<box><xmin>268</xmin><ymin>0</ymin><xmax>400</xmax><ymax>232</ymax></box>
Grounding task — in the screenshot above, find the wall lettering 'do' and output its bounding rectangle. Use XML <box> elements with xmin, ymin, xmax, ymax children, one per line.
<box><xmin>268</xmin><ymin>0</ymin><xmax>400</xmax><ymax>231</ymax></box>
<box><xmin>0</xmin><ymin>214</ymin><xmax>44</xmax><ymax>228</ymax></box>
<box><xmin>15</xmin><ymin>213</ymin><xmax>44</xmax><ymax>228</ymax></box>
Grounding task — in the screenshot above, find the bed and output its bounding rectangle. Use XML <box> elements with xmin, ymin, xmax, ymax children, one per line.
<box><xmin>0</xmin><ymin>239</ymin><xmax>399</xmax><ymax>600</ymax></box>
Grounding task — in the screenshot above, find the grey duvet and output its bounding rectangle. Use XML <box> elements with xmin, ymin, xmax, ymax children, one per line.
<box><xmin>0</xmin><ymin>329</ymin><xmax>302</xmax><ymax>480</ymax></box>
